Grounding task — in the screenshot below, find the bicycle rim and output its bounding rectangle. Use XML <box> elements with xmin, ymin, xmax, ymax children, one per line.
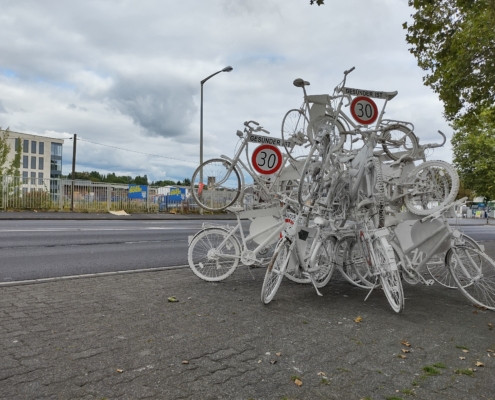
<box><xmin>191</xmin><ymin>158</ymin><xmax>241</xmax><ymax>212</ymax></box>
<box><xmin>447</xmin><ymin>246</ymin><xmax>495</xmax><ymax>310</ymax></box>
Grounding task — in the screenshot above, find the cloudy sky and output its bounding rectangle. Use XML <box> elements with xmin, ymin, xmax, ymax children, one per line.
<box><xmin>0</xmin><ymin>0</ymin><xmax>452</xmax><ymax>183</ymax></box>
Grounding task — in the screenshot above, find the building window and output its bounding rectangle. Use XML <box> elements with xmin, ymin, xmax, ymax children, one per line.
<box><xmin>31</xmin><ymin>156</ymin><xmax>36</xmax><ymax>169</ymax></box>
<box><xmin>23</xmin><ymin>140</ymin><xmax>29</xmax><ymax>153</ymax></box>
<box><xmin>51</xmin><ymin>143</ymin><xmax>62</xmax><ymax>157</ymax></box>
<box><xmin>51</xmin><ymin>159</ymin><xmax>62</xmax><ymax>172</ymax></box>
<box><xmin>23</xmin><ymin>155</ymin><xmax>28</xmax><ymax>169</ymax></box>
<box><xmin>38</xmin><ymin>172</ymin><xmax>44</xmax><ymax>185</ymax></box>
<box><xmin>22</xmin><ymin>171</ymin><xmax>28</xmax><ymax>184</ymax></box>
<box><xmin>39</xmin><ymin>142</ymin><xmax>44</xmax><ymax>155</ymax></box>
<box><xmin>31</xmin><ymin>141</ymin><xmax>37</xmax><ymax>154</ymax></box>
<box><xmin>31</xmin><ymin>172</ymin><xmax>36</xmax><ymax>185</ymax></box>
<box><xmin>38</xmin><ymin>157</ymin><xmax>44</xmax><ymax>170</ymax></box>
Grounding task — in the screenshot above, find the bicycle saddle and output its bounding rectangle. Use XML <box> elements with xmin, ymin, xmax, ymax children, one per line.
<box><xmin>293</xmin><ymin>78</ymin><xmax>310</xmax><ymax>87</ymax></box>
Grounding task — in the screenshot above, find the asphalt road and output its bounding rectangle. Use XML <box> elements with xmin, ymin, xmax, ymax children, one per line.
<box><xmin>0</xmin><ymin>220</ymin><xmax>242</xmax><ymax>283</ymax></box>
<box><xmin>0</xmin><ymin>219</ymin><xmax>494</xmax><ymax>283</ymax></box>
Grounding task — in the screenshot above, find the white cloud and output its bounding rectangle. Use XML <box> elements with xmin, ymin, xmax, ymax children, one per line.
<box><xmin>0</xmin><ymin>0</ymin><xmax>453</xmax><ymax>183</ymax></box>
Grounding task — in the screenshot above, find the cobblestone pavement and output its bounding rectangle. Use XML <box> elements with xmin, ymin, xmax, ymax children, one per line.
<box><xmin>1</xmin><ymin>246</ymin><xmax>495</xmax><ymax>399</ymax></box>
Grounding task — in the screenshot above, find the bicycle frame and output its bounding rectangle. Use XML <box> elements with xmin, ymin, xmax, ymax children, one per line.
<box><xmin>204</xmin><ymin>207</ymin><xmax>286</xmax><ymax>266</ymax></box>
<box><xmin>388</xmin><ymin>198</ymin><xmax>468</xmax><ymax>283</ymax></box>
<box><xmin>217</xmin><ymin>125</ymin><xmax>295</xmax><ymax>205</ymax></box>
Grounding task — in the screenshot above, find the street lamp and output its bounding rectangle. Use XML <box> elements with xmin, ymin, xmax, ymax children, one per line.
<box><xmin>199</xmin><ymin>66</ymin><xmax>233</xmax><ymax>190</ymax></box>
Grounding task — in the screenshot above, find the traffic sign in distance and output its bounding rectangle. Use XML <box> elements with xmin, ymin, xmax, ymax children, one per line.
<box><xmin>350</xmin><ymin>96</ymin><xmax>378</xmax><ymax>125</ymax></box>
<box><xmin>252</xmin><ymin>144</ymin><xmax>283</xmax><ymax>175</ymax></box>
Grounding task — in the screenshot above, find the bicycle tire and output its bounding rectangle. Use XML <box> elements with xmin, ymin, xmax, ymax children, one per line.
<box><xmin>404</xmin><ymin>160</ymin><xmax>459</xmax><ymax>216</ymax></box>
<box><xmin>374</xmin><ymin>237</ymin><xmax>404</xmax><ymax>313</ymax></box>
<box><xmin>190</xmin><ymin>158</ymin><xmax>241</xmax><ymax>212</ymax></box>
<box><xmin>338</xmin><ymin>236</ymin><xmax>374</xmax><ymax>289</ymax></box>
<box><xmin>381</xmin><ymin>124</ymin><xmax>419</xmax><ymax>161</ymax></box>
<box><xmin>297</xmin><ymin>135</ymin><xmax>330</xmax><ymax>207</ymax></box>
<box><xmin>371</xmin><ymin>157</ymin><xmax>385</xmax><ymax>229</ymax></box>
<box><xmin>310</xmin><ymin>116</ymin><xmax>347</xmax><ymax>153</ymax></box>
<box><xmin>281</xmin><ymin>109</ymin><xmax>311</xmax><ymax>161</ymax></box>
<box><xmin>327</xmin><ymin>172</ymin><xmax>351</xmax><ymax>228</ymax></box>
<box><xmin>261</xmin><ymin>239</ymin><xmax>290</xmax><ymax>304</ymax></box>
<box><xmin>446</xmin><ymin>245</ymin><xmax>495</xmax><ymax>310</ymax></box>
<box><xmin>311</xmin><ymin>236</ymin><xmax>337</xmax><ymax>288</ymax></box>
<box><xmin>426</xmin><ymin>234</ymin><xmax>482</xmax><ymax>288</ymax></box>
<box><xmin>188</xmin><ymin>228</ymin><xmax>241</xmax><ymax>281</ymax></box>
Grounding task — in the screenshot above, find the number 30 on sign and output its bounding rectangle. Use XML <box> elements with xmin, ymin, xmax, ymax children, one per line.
<box><xmin>350</xmin><ymin>96</ymin><xmax>378</xmax><ymax>125</ymax></box>
<box><xmin>252</xmin><ymin>144</ymin><xmax>283</xmax><ymax>175</ymax></box>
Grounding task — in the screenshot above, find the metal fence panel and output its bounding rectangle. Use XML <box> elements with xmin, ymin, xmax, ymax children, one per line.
<box><xmin>0</xmin><ymin>176</ymin><xmax>197</xmax><ymax>213</ymax></box>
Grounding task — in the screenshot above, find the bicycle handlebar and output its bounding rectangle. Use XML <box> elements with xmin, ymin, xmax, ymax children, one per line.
<box><xmin>243</xmin><ymin>120</ymin><xmax>270</xmax><ymax>134</ymax></box>
<box><xmin>422</xmin><ymin>130</ymin><xmax>446</xmax><ymax>149</ymax></box>
<box><xmin>344</xmin><ymin>66</ymin><xmax>355</xmax><ymax>75</ymax></box>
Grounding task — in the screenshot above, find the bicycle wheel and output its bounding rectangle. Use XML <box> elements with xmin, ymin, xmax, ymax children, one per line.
<box><xmin>446</xmin><ymin>246</ymin><xmax>495</xmax><ymax>310</ymax></box>
<box><xmin>310</xmin><ymin>116</ymin><xmax>347</xmax><ymax>152</ymax></box>
<box><xmin>281</xmin><ymin>109</ymin><xmax>311</xmax><ymax>161</ymax></box>
<box><xmin>188</xmin><ymin>228</ymin><xmax>241</xmax><ymax>281</ymax></box>
<box><xmin>390</xmin><ymin>241</ymin><xmax>417</xmax><ymax>285</ymax></box>
<box><xmin>311</xmin><ymin>236</ymin><xmax>337</xmax><ymax>288</ymax></box>
<box><xmin>381</xmin><ymin>124</ymin><xmax>419</xmax><ymax>161</ymax></box>
<box><xmin>374</xmin><ymin>237</ymin><xmax>404</xmax><ymax>313</ymax></box>
<box><xmin>327</xmin><ymin>172</ymin><xmax>351</xmax><ymax>228</ymax></box>
<box><xmin>427</xmin><ymin>234</ymin><xmax>482</xmax><ymax>288</ymax></box>
<box><xmin>297</xmin><ymin>135</ymin><xmax>330</xmax><ymax>207</ymax></box>
<box><xmin>404</xmin><ymin>160</ymin><xmax>459</xmax><ymax>216</ymax></box>
<box><xmin>354</xmin><ymin>232</ymin><xmax>380</xmax><ymax>287</ymax></box>
<box><xmin>335</xmin><ymin>236</ymin><xmax>360</xmax><ymax>287</ymax></box>
<box><xmin>261</xmin><ymin>239</ymin><xmax>290</xmax><ymax>304</ymax></box>
<box><xmin>191</xmin><ymin>158</ymin><xmax>241</xmax><ymax>212</ymax></box>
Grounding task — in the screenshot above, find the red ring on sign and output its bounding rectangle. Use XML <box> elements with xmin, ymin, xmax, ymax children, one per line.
<box><xmin>251</xmin><ymin>144</ymin><xmax>283</xmax><ymax>175</ymax></box>
<box><xmin>350</xmin><ymin>96</ymin><xmax>379</xmax><ymax>125</ymax></box>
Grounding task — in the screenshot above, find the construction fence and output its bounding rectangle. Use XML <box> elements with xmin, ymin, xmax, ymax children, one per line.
<box><xmin>0</xmin><ymin>176</ymin><xmax>200</xmax><ymax>213</ymax></box>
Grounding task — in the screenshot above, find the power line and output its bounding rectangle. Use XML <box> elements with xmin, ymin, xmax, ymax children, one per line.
<box><xmin>74</xmin><ymin>137</ymin><xmax>197</xmax><ymax>164</ymax></box>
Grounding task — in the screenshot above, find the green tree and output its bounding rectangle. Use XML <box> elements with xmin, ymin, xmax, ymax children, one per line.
<box><xmin>134</xmin><ymin>175</ymin><xmax>148</xmax><ymax>185</ymax></box>
<box><xmin>403</xmin><ymin>0</ymin><xmax>495</xmax><ymax>122</ymax></box>
<box><xmin>451</xmin><ymin>109</ymin><xmax>495</xmax><ymax>201</ymax></box>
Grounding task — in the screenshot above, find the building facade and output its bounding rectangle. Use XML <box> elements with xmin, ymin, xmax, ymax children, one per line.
<box><xmin>1</xmin><ymin>129</ymin><xmax>64</xmax><ymax>188</ymax></box>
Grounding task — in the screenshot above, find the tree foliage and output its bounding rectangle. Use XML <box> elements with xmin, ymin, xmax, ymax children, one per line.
<box><xmin>403</xmin><ymin>0</ymin><xmax>495</xmax><ymax>122</ymax></box>
<box><xmin>0</xmin><ymin>128</ymin><xmax>22</xmax><ymax>176</ymax></box>
<box><xmin>309</xmin><ymin>0</ymin><xmax>325</xmax><ymax>5</ymax></box>
<box><xmin>451</xmin><ymin>109</ymin><xmax>495</xmax><ymax>201</ymax></box>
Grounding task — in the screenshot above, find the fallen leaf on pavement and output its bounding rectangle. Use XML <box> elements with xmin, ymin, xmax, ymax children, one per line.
<box><xmin>276</xmin><ymin>352</ymin><xmax>282</xmax><ymax>357</ymax></box>
<box><xmin>182</xmin><ymin>360</ymin><xmax>189</xmax><ymax>364</ymax></box>
<box><xmin>270</xmin><ymin>360</ymin><xmax>277</xmax><ymax>365</ymax></box>
<box><xmin>476</xmin><ymin>361</ymin><xmax>484</xmax><ymax>367</ymax></box>
<box><xmin>168</xmin><ymin>296</ymin><xmax>179</xmax><ymax>303</ymax></box>
<box><xmin>294</xmin><ymin>378</ymin><xmax>302</xmax><ymax>387</ymax></box>
<box><xmin>462</xmin><ymin>349</ymin><xmax>469</xmax><ymax>353</ymax></box>
<box><xmin>398</xmin><ymin>354</ymin><xmax>407</xmax><ymax>359</ymax></box>
<box><xmin>401</xmin><ymin>340</ymin><xmax>411</xmax><ymax>347</ymax></box>
<box><xmin>460</xmin><ymin>357</ymin><xmax>466</xmax><ymax>360</ymax></box>
<box><xmin>354</xmin><ymin>316</ymin><xmax>363</xmax><ymax>323</ymax></box>
<box><xmin>116</xmin><ymin>369</ymin><xmax>123</xmax><ymax>373</ymax></box>
<box><xmin>402</xmin><ymin>349</ymin><xmax>411</xmax><ymax>353</ymax></box>
<box><xmin>317</xmin><ymin>372</ymin><xmax>326</xmax><ymax>376</ymax></box>
<box><xmin>487</xmin><ymin>349</ymin><xmax>494</xmax><ymax>352</ymax></box>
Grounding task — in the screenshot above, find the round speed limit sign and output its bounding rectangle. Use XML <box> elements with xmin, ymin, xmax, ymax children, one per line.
<box><xmin>350</xmin><ymin>96</ymin><xmax>379</xmax><ymax>125</ymax></box>
<box><xmin>252</xmin><ymin>144</ymin><xmax>283</xmax><ymax>175</ymax></box>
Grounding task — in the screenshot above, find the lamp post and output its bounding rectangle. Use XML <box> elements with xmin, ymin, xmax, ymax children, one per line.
<box><xmin>199</xmin><ymin>66</ymin><xmax>233</xmax><ymax>213</ymax></box>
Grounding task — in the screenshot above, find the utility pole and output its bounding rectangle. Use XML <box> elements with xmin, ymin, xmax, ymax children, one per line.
<box><xmin>71</xmin><ymin>134</ymin><xmax>77</xmax><ymax>211</ymax></box>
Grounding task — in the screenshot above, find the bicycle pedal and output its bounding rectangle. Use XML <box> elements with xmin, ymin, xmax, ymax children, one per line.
<box><xmin>424</xmin><ymin>279</ymin><xmax>435</xmax><ymax>286</ymax></box>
